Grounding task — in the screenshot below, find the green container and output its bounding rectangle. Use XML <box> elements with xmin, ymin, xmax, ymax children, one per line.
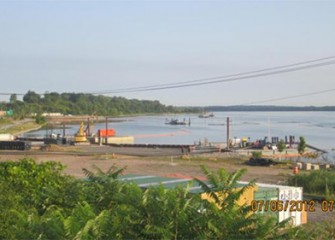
<box><xmin>254</xmin><ymin>187</ymin><xmax>279</xmax><ymax>221</ymax></box>
<box><xmin>6</xmin><ymin>109</ymin><xmax>13</xmax><ymax>116</ymax></box>
<box><xmin>254</xmin><ymin>187</ymin><xmax>278</xmax><ymax>201</ymax></box>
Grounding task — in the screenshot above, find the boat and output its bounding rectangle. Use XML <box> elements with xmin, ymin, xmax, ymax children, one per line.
<box><xmin>165</xmin><ymin>118</ymin><xmax>188</xmax><ymax>125</ymax></box>
<box><xmin>198</xmin><ymin>112</ymin><xmax>214</xmax><ymax>118</ymax></box>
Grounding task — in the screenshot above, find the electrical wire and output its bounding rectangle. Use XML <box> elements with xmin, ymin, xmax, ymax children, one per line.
<box><xmin>240</xmin><ymin>88</ymin><xmax>335</xmax><ymax>105</ymax></box>
<box><xmin>90</xmin><ymin>56</ymin><xmax>335</xmax><ymax>94</ymax></box>
<box><xmin>1</xmin><ymin>56</ymin><xmax>335</xmax><ymax>100</ymax></box>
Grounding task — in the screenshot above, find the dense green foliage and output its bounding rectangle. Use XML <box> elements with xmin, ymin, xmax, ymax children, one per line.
<box><xmin>288</xmin><ymin>170</ymin><xmax>335</xmax><ymax>199</ymax></box>
<box><xmin>284</xmin><ymin>219</ymin><xmax>335</xmax><ymax>239</ymax></box>
<box><xmin>0</xmin><ymin>158</ymin><xmax>297</xmax><ymax>239</ymax></box>
<box><xmin>252</xmin><ymin>151</ymin><xmax>263</xmax><ymax>158</ymax></box>
<box><xmin>35</xmin><ymin>112</ymin><xmax>47</xmax><ymax>124</ymax></box>
<box><xmin>298</xmin><ymin>136</ymin><xmax>306</xmax><ymax>155</ymax></box>
<box><xmin>2</xmin><ymin>92</ymin><xmax>334</xmax><ymax>121</ymax></box>
<box><xmin>0</xmin><ymin>91</ymin><xmax>180</xmax><ymax>119</ymax></box>
<box><xmin>277</xmin><ymin>139</ymin><xmax>286</xmax><ymax>152</ymax></box>
<box><xmin>194</xmin><ymin>166</ymin><xmax>286</xmax><ymax>239</ymax></box>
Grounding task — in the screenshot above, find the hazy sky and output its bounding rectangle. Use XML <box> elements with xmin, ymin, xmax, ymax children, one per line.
<box><xmin>0</xmin><ymin>0</ymin><xmax>334</xmax><ymax>106</ymax></box>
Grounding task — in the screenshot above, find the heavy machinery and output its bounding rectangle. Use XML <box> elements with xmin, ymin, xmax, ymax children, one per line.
<box><xmin>74</xmin><ymin>122</ymin><xmax>88</xmax><ymax>143</ymax></box>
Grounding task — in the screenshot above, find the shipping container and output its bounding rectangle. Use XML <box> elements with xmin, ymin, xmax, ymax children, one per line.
<box><xmin>253</xmin><ymin>187</ymin><xmax>279</xmax><ymax>221</ymax></box>
<box><xmin>94</xmin><ymin>136</ymin><xmax>134</xmax><ymax>144</ymax></box>
<box><xmin>255</xmin><ymin>183</ymin><xmax>303</xmax><ymax>226</ymax></box>
<box><xmin>277</xmin><ymin>186</ymin><xmax>303</xmax><ymax>226</ymax></box>
<box><xmin>98</xmin><ymin>129</ymin><xmax>116</xmax><ymax>137</ymax></box>
<box><xmin>0</xmin><ymin>134</ymin><xmax>15</xmax><ymax>141</ymax></box>
<box><xmin>0</xmin><ymin>141</ymin><xmax>31</xmax><ymax>150</ymax></box>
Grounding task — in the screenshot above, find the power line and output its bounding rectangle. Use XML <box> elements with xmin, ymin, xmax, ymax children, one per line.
<box><xmin>90</xmin><ymin>56</ymin><xmax>335</xmax><ymax>94</ymax></box>
<box><xmin>1</xmin><ymin>56</ymin><xmax>335</xmax><ymax>97</ymax></box>
<box><xmin>240</xmin><ymin>88</ymin><xmax>335</xmax><ymax>105</ymax></box>
<box><xmin>127</xmin><ymin>60</ymin><xmax>335</xmax><ymax>92</ymax></box>
<box><xmin>0</xmin><ymin>92</ymin><xmax>25</xmax><ymax>96</ymax></box>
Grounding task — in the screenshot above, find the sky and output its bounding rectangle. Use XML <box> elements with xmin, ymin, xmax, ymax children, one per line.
<box><xmin>0</xmin><ymin>0</ymin><xmax>334</xmax><ymax>107</ymax></box>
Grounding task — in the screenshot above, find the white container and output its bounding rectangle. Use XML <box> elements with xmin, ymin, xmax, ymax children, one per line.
<box><xmin>311</xmin><ymin>164</ymin><xmax>320</xmax><ymax>170</ymax></box>
<box><xmin>254</xmin><ymin>183</ymin><xmax>303</xmax><ymax>226</ymax></box>
<box><xmin>0</xmin><ymin>134</ymin><xmax>15</xmax><ymax>141</ymax></box>
<box><xmin>278</xmin><ymin>187</ymin><xmax>303</xmax><ymax>226</ymax></box>
<box><xmin>279</xmin><ymin>187</ymin><xmax>302</xmax><ymax>226</ymax></box>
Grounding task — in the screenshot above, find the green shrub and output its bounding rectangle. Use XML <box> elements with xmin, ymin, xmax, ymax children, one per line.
<box><xmin>1</xmin><ymin>158</ymin><xmax>332</xmax><ymax>239</ymax></box>
<box><xmin>288</xmin><ymin>170</ymin><xmax>335</xmax><ymax>198</ymax></box>
<box><xmin>252</xmin><ymin>151</ymin><xmax>262</xmax><ymax>158</ymax></box>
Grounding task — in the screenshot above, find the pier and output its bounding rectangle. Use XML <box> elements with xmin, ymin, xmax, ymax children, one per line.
<box><xmin>306</xmin><ymin>144</ymin><xmax>328</xmax><ymax>154</ymax></box>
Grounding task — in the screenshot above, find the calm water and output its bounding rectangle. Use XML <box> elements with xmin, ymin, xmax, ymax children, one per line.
<box><xmin>26</xmin><ymin>111</ymin><xmax>335</xmax><ymax>151</ymax></box>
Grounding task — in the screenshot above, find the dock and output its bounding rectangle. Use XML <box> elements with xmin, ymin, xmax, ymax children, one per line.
<box><xmin>306</xmin><ymin>144</ymin><xmax>328</xmax><ymax>154</ymax></box>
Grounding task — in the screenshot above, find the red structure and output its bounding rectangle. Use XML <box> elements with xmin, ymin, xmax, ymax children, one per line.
<box><xmin>293</xmin><ymin>166</ymin><xmax>299</xmax><ymax>175</ymax></box>
<box><xmin>98</xmin><ymin>129</ymin><xmax>116</xmax><ymax>137</ymax></box>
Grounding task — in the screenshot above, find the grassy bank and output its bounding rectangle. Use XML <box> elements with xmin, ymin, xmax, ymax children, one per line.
<box><xmin>0</xmin><ymin>119</ymin><xmax>41</xmax><ymax>135</ymax></box>
<box><xmin>288</xmin><ymin>170</ymin><xmax>335</xmax><ymax>200</ymax></box>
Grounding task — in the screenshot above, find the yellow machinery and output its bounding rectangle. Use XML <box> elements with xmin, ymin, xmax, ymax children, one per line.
<box><xmin>74</xmin><ymin>122</ymin><xmax>88</xmax><ymax>143</ymax></box>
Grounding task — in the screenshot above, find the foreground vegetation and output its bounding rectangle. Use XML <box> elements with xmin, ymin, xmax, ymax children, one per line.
<box><xmin>0</xmin><ymin>158</ymin><xmax>291</xmax><ymax>239</ymax></box>
<box><xmin>1</xmin><ymin>158</ymin><xmax>334</xmax><ymax>239</ymax></box>
<box><xmin>288</xmin><ymin>170</ymin><xmax>335</xmax><ymax>200</ymax></box>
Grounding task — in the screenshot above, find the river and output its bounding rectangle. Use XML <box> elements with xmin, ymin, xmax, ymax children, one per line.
<box><xmin>25</xmin><ymin>111</ymin><xmax>335</xmax><ymax>151</ymax></box>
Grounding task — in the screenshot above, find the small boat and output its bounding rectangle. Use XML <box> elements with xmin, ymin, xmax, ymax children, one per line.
<box><xmin>165</xmin><ymin>118</ymin><xmax>187</xmax><ymax>125</ymax></box>
<box><xmin>198</xmin><ymin>112</ymin><xmax>214</xmax><ymax>118</ymax></box>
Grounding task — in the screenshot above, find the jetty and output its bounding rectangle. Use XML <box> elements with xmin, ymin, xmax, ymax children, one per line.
<box><xmin>306</xmin><ymin>144</ymin><xmax>328</xmax><ymax>154</ymax></box>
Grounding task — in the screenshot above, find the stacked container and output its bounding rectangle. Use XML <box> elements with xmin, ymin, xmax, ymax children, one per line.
<box><xmin>256</xmin><ymin>183</ymin><xmax>303</xmax><ymax>226</ymax></box>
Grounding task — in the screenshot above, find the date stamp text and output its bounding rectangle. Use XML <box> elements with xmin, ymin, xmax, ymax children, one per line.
<box><xmin>251</xmin><ymin>200</ymin><xmax>334</xmax><ymax>212</ymax></box>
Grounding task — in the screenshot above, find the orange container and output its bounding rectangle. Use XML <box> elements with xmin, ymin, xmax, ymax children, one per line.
<box><xmin>98</xmin><ymin>129</ymin><xmax>116</xmax><ymax>137</ymax></box>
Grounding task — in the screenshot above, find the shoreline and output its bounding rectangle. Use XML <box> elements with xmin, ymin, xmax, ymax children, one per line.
<box><xmin>0</xmin><ymin>118</ymin><xmax>42</xmax><ymax>136</ymax></box>
<box><xmin>13</xmin><ymin>125</ymin><xmax>43</xmax><ymax>136</ymax></box>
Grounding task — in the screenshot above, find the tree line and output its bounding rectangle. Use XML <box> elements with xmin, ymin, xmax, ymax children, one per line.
<box><xmin>1</xmin><ymin>91</ymin><xmax>333</xmax><ymax>121</ymax></box>
<box><xmin>1</xmin><ymin>91</ymin><xmax>193</xmax><ymax>119</ymax></box>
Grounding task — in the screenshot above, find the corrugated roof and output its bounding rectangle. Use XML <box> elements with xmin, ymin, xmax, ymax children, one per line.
<box><xmin>118</xmin><ymin>174</ymin><xmax>297</xmax><ymax>195</ymax></box>
<box><xmin>118</xmin><ymin>174</ymin><xmax>256</xmax><ymax>194</ymax></box>
<box><xmin>119</xmin><ymin>174</ymin><xmax>205</xmax><ymax>193</ymax></box>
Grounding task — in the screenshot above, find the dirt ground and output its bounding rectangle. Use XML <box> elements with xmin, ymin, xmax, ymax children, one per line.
<box><xmin>0</xmin><ymin>150</ymin><xmax>291</xmax><ymax>183</ymax></box>
<box><xmin>0</xmin><ymin>148</ymin><xmax>333</xmax><ymax>224</ymax></box>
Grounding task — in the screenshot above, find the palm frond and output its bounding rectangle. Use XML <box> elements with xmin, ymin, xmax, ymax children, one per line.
<box><xmin>107</xmin><ymin>167</ymin><xmax>125</xmax><ymax>179</ymax></box>
<box><xmin>227</xmin><ymin>168</ymin><xmax>247</xmax><ymax>187</ymax></box>
<box><xmin>82</xmin><ymin>168</ymin><xmax>96</xmax><ymax>180</ymax></box>
<box><xmin>64</xmin><ymin>201</ymin><xmax>95</xmax><ymax>238</ymax></box>
<box><xmin>194</xmin><ymin>177</ymin><xmax>220</xmax><ymax>205</ymax></box>
<box><xmin>200</xmin><ymin>165</ymin><xmax>220</xmax><ymax>189</ymax></box>
<box><xmin>92</xmin><ymin>164</ymin><xmax>105</xmax><ymax>176</ymax></box>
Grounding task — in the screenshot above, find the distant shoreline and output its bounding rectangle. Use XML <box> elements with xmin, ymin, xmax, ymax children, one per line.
<box><xmin>186</xmin><ymin>105</ymin><xmax>335</xmax><ymax>112</ymax></box>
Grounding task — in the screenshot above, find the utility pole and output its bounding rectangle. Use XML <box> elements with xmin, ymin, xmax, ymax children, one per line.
<box><xmin>105</xmin><ymin>117</ymin><xmax>108</xmax><ymax>144</ymax></box>
<box><xmin>87</xmin><ymin>117</ymin><xmax>90</xmax><ymax>136</ymax></box>
<box><xmin>62</xmin><ymin>123</ymin><xmax>65</xmax><ymax>138</ymax></box>
<box><xmin>226</xmin><ymin>117</ymin><xmax>230</xmax><ymax>150</ymax></box>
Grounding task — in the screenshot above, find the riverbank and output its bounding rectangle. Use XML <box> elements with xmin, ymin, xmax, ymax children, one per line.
<box><xmin>45</xmin><ymin>113</ymin><xmax>166</xmax><ymax>124</ymax></box>
<box><xmin>0</xmin><ymin>118</ymin><xmax>42</xmax><ymax>136</ymax></box>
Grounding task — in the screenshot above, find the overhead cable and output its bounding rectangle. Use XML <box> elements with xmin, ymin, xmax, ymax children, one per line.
<box><xmin>1</xmin><ymin>56</ymin><xmax>335</xmax><ymax>96</ymax></box>
<box><xmin>241</xmin><ymin>88</ymin><xmax>335</xmax><ymax>105</ymax></box>
<box><xmin>90</xmin><ymin>56</ymin><xmax>335</xmax><ymax>94</ymax></box>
